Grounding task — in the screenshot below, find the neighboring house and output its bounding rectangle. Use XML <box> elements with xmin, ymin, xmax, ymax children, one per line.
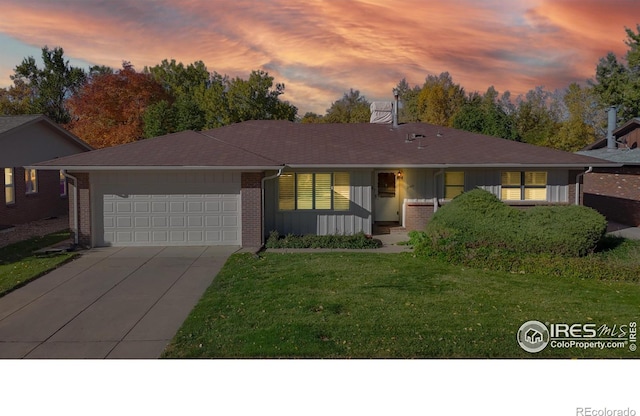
<box><xmin>32</xmin><ymin>120</ymin><xmax>615</xmax><ymax>248</ymax></box>
<box><xmin>576</xmin><ymin>117</ymin><xmax>640</xmax><ymax>226</ymax></box>
<box><xmin>1</xmin><ymin>115</ymin><xmax>92</xmax><ymax>227</ymax></box>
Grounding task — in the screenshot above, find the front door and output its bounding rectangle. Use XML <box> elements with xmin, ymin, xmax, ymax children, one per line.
<box><xmin>374</xmin><ymin>171</ymin><xmax>399</xmax><ymax>222</ymax></box>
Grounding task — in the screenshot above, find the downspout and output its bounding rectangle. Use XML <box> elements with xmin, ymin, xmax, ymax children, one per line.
<box><xmin>575</xmin><ymin>166</ymin><xmax>593</xmax><ymax>206</ymax></box>
<box><xmin>62</xmin><ymin>170</ymin><xmax>79</xmax><ymax>246</ymax></box>
<box><xmin>433</xmin><ymin>169</ymin><xmax>444</xmax><ymax>213</ymax></box>
<box><xmin>261</xmin><ymin>166</ymin><xmax>285</xmax><ymax>246</ymax></box>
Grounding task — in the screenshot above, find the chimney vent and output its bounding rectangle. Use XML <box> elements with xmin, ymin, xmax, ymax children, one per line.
<box><xmin>607</xmin><ymin>106</ymin><xmax>617</xmax><ymax>150</ymax></box>
<box><xmin>369</xmin><ymin>101</ymin><xmax>393</xmax><ymax>124</ymax></box>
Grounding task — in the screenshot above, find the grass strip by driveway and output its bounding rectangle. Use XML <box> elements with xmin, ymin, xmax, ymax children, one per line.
<box><xmin>163</xmin><ymin>252</ymin><xmax>640</xmax><ymax>358</ymax></box>
<box><xmin>0</xmin><ymin>231</ymin><xmax>77</xmax><ymax>297</ymax></box>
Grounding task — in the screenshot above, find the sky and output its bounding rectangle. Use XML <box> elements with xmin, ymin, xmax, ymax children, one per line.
<box><xmin>0</xmin><ymin>0</ymin><xmax>639</xmax><ymax>115</ymax></box>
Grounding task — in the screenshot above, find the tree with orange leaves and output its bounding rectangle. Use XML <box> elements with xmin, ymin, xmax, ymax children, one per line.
<box><xmin>66</xmin><ymin>62</ymin><xmax>168</xmax><ymax>148</ymax></box>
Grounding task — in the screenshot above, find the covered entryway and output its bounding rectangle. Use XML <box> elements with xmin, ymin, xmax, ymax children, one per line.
<box><xmin>92</xmin><ymin>171</ymin><xmax>241</xmax><ymax>247</ymax></box>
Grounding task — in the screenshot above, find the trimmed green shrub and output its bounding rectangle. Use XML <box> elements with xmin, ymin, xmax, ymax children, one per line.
<box><xmin>411</xmin><ymin>189</ymin><xmax>607</xmax><ymax>259</ymax></box>
<box><xmin>407</xmin><ymin>190</ymin><xmax>640</xmax><ymax>281</ymax></box>
<box><xmin>265</xmin><ymin>231</ymin><xmax>382</xmax><ymax>249</ymax></box>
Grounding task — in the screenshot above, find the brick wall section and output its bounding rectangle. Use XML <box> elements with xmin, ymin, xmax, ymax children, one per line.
<box><xmin>584</xmin><ymin>167</ymin><xmax>640</xmax><ymax>226</ymax></box>
<box><xmin>72</xmin><ymin>172</ymin><xmax>92</xmax><ymax>247</ymax></box>
<box><xmin>241</xmin><ymin>172</ymin><xmax>264</xmax><ymax>247</ymax></box>
<box><xmin>568</xmin><ymin>170</ymin><xmax>580</xmax><ymax>205</ymax></box>
<box><xmin>404</xmin><ymin>202</ymin><xmax>435</xmax><ymax>231</ymax></box>
<box><xmin>1</xmin><ymin>168</ymin><xmax>68</xmax><ymax>226</ymax></box>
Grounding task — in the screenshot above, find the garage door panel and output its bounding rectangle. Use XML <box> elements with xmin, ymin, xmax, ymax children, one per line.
<box><xmin>134</xmin><ymin>217</ymin><xmax>149</xmax><ymax>227</ymax></box>
<box><xmin>134</xmin><ymin>201</ymin><xmax>150</xmax><ymax>213</ymax></box>
<box><xmin>222</xmin><ymin>200</ymin><xmax>238</xmax><ymax>212</ymax></box>
<box><xmin>116</xmin><ymin>231</ymin><xmax>133</xmax><ymax>243</ymax></box>
<box><xmin>170</xmin><ymin>202</ymin><xmax>185</xmax><ymax>213</ymax></box>
<box><xmin>205</xmin><ymin>201</ymin><xmax>221</xmax><ymax>213</ymax></box>
<box><xmin>169</xmin><ymin>216</ymin><xmax>185</xmax><ymax>227</ymax></box>
<box><xmin>223</xmin><ymin>215</ymin><xmax>238</xmax><ymax>227</ymax></box>
<box><xmin>188</xmin><ymin>216</ymin><xmax>203</xmax><ymax>227</ymax></box>
<box><xmin>205</xmin><ymin>216</ymin><xmax>220</xmax><ymax>227</ymax></box>
<box><xmin>134</xmin><ymin>231</ymin><xmax>150</xmax><ymax>243</ymax></box>
<box><xmin>151</xmin><ymin>202</ymin><xmax>168</xmax><ymax>213</ymax></box>
<box><xmin>152</xmin><ymin>217</ymin><xmax>167</xmax><ymax>227</ymax></box>
<box><xmin>169</xmin><ymin>230</ymin><xmax>186</xmax><ymax>243</ymax></box>
<box><xmin>116</xmin><ymin>201</ymin><xmax>132</xmax><ymax>213</ymax></box>
<box><xmin>102</xmin><ymin>191</ymin><xmax>240</xmax><ymax>246</ymax></box>
<box><xmin>152</xmin><ymin>231</ymin><xmax>168</xmax><ymax>243</ymax></box>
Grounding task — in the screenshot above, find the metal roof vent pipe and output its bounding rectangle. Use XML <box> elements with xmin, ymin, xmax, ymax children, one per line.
<box><xmin>607</xmin><ymin>106</ymin><xmax>617</xmax><ymax>150</ymax></box>
<box><xmin>393</xmin><ymin>88</ymin><xmax>399</xmax><ymax>128</ymax></box>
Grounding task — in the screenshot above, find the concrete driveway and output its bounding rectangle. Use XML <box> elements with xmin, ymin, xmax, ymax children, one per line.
<box><xmin>0</xmin><ymin>246</ymin><xmax>239</xmax><ymax>359</ymax></box>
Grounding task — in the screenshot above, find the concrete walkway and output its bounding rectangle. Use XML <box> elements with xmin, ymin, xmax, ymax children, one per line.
<box><xmin>606</xmin><ymin>222</ymin><xmax>640</xmax><ymax>240</ymax></box>
<box><xmin>0</xmin><ymin>245</ymin><xmax>238</xmax><ymax>359</ymax></box>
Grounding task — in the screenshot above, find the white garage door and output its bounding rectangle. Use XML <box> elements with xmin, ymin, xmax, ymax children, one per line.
<box><xmin>96</xmin><ymin>171</ymin><xmax>241</xmax><ymax>246</ymax></box>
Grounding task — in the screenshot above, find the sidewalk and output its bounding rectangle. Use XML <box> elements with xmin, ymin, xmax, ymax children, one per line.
<box><xmin>606</xmin><ymin>222</ymin><xmax>640</xmax><ymax>240</ymax></box>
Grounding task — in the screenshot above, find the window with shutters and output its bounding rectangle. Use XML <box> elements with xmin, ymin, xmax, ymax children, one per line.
<box><xmin>501</xmin><ymin>171</ymin><xmax>547</xmax><ymax>201</ymax></box>
<box><xmin>278</xmin><ymin>172</ymin><xmax>350</xmax><ymax>210</ymax></box>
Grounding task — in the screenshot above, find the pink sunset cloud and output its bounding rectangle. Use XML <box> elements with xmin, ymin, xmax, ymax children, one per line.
<box><xmin>0</xmin><ymin>0</ymin><xmax>638</xmax><ymax>114</ymax></box>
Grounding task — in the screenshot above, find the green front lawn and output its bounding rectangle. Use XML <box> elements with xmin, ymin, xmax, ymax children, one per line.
<box><xmin>0</xmin><ymin>231</ymin><xmax>77</xmax><ymax>297</ymax></box>
<box><xmin>163</xmin><ymin>252</ymin><xmax>640</xmax><ymax>358</ymax></box>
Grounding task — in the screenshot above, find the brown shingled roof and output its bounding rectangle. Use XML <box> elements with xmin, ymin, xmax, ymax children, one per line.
<box><xmin>202</xmin><ymin>121</ymin><xmax>614</xmax><ymax>167</ymax></box>
<box><xmin>35</xmin><ymin>129</ymin><xmax>281</xmax><ymax>168</ymax></box>
<box><xmin>34</xmin><ymin>120</ymin><xmax>616</xmax><ymax>169</ymax></box>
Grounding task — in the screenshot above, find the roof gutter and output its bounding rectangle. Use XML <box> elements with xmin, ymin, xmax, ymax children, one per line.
<box><xmin>61</xmin><ymin>170</ymin><xmax>79</xmax><ymax>246</ymax></box>
<box><xmin>24</xmin><ymin>165</ymin><xmax>282</xmax><ymax>171</ymax></box>
<box><xmin>261</xmin><ymin>166</ymin><xmax>286</xmax><ymax>246</ymax></box>
<box><xmin>284</xmin><ymin>163</ymin><xmax>622</xmax><ymax>169</ymax></box>
<box><xmin>575</xmin><ymin>166</ymin><xmax>593</xmax><ymax>206</ymax></box>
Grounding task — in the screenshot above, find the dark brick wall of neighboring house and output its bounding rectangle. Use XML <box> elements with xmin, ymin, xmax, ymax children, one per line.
<box><xmin>0</xmin><ymin>168</ymin><xmax>68</xmax><ymax>226</ymax></box>
<box><xmin>584</xmin><ymin>167</ymin><xmax>640</xmax><ymax>226</ymax></box>
<box><xmin>241</xmin><ymin>172</ymin><xmax>264</xmax><ymax>247</ymax></box>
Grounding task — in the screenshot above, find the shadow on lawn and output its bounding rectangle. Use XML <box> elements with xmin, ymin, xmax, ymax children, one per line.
<box><xmin>595</xmin><ymin>235</ymin><xmax>627</xmax><ymax>253</ymax></box>
<box><xmin>0</xmin><ymin>231</ymin><xmax>71</xmax><ymax>265</ymax></box>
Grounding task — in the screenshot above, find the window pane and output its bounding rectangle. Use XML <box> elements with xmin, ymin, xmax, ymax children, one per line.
<box><xmin>378</xmin><ymin>172</ymin><xmax>396</xmax><ymax>197</ymax></box>
<box><xmin>501</xmin><ymin>188</ymin><xmax>521</xmax><ymax>200</ymax></box>
<box><xmin>525</xmin><ymin>188</ymin><xmax>547</xmax><ymax>200</ymax></box>
<box><xmin>445</xmin><ymin>171</ymin><xmax>464</xmax><ymax>186</ymax></box>
<box><xmin>296</xmin><ymin>173</ymin><xmax>313</xmax><ymax>209</ymax></box>
<box><xmin>4</xmin><ymin>168</ymin><xmax>14</xmax><ymax>205</ymax></box>
<box><xmin>60</xmin><ymin>170</ymin><xmax>67</xmax><ymax>196</ymax></box>
<box><xmin>278</xmin><ymin>174</ymin><xmax>295</xmax><ymax>210</ymax></box>
<box><xmin>333</xmin><ymin>172</ymin><xmax>350</xmax><ymax>211</ymax></box>
<box><xmin>25</xmin><ymin>169</ymin><xmax>37</xmax><ymax>194</ymax></box>
<box><xmin>445</xmin><ymin>186</ymin><xmax>464</xmax><ymax>199</ymax></box>
<box><xmin>501</xmin><ymin>171</ymin><xmax>521</xmax><ymax>186</ymax></box>
<box><xmin>525</xmin><ymin>172</ymin><xmax>547</xmax><ymax>186</ymax></box>
<box><xmin>4</xmin><ymin>168</ymin><xmax>13</xmax><ymax>186</ymax></box>
<box><xmin>314</xmin><ymin>173</ymin><xmax>332</xmax><ymax>210</ymax></box>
